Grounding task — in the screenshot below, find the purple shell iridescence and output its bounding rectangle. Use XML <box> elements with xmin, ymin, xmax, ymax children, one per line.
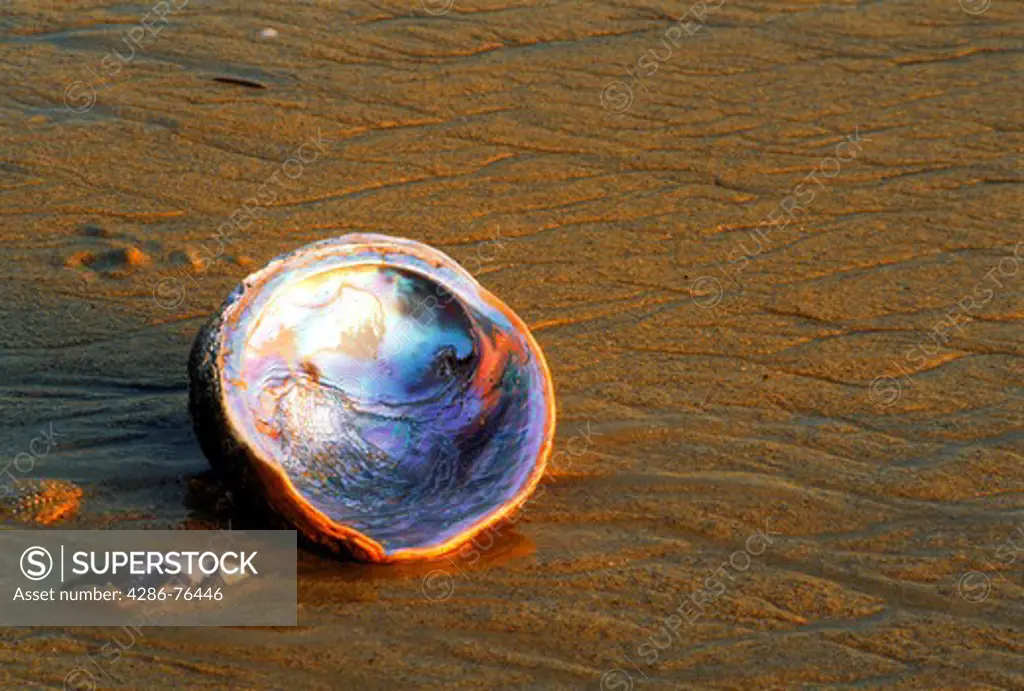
<box><xmin>212</xmin><ymin>234</ymin><xmax>553</xmax><ymax>557</ymax></box>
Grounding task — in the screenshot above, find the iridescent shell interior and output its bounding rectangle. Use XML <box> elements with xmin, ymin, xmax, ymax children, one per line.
<box><xmin>215</xmin><ymin>234</ymin><xmax>554</xmax><ymax>559</ymax></box>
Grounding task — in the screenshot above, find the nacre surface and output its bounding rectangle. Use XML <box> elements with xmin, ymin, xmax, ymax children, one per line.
<box><xmin>189</xmin><ymin>234</ymin><xmax>555</xmax><ymax>562</ymax></box>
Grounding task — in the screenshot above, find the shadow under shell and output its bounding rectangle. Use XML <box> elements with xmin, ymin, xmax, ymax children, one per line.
<box><xmin>190</xmin><ymin>234</ymin><xmax>555</xmax><ymax>561</ymax></box>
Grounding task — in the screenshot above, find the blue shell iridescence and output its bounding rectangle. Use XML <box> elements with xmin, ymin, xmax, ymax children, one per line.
<box><xmin>214</xmin><ymin>234</ymin><xmax>554</xmax><ymax>560</ymax></box>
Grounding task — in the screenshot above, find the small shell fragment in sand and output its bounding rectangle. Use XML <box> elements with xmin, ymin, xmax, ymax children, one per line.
<box><xmin>121</xmin><ymin>246</ymin><xmax>151</xmax><ymax>268</ymax></box>
<box><xmin>212</xmin><ymin>76</ymin><xmax>267</xmax><ymax>89</ymax></box>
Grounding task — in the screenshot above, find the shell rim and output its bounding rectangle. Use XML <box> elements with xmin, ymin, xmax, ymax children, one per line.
<box><xmin>213</xmin><ymin>233</ymin><xmax>557</xmax><ymax>562</ymax></box>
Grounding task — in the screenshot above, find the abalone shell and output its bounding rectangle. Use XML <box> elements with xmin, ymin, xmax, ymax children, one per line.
<box><xmin>188</xmin><ymin>234</ymin><xmax>556</xmax><ymax>562</ymax></box>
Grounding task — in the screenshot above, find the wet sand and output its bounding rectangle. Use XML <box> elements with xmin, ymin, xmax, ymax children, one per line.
<box><xmin>1</xmin><ymin>0</ymin><xmax>1022</xmax><ymax>688</ymax></box>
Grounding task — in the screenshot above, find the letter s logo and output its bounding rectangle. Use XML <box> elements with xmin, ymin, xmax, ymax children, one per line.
<box><xmin>21</xmin><ymin>546</ymin><xmax>53</xmax><ymax>581</ymax></box>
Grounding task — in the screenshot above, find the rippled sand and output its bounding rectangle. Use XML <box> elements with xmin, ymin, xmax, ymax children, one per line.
<box><xmin>1</xmin><ymin>0</ymin><xmax>1022</xmax><ymax>688</ymax></box>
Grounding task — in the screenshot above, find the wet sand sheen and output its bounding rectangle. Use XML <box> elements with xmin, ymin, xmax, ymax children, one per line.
<box><xmin>1</xmin><ymin>0</ymin><xmax>1022</xmax><ymax>688</ymax></box>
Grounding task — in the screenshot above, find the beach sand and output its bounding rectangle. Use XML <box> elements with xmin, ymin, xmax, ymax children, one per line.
<box><xmin>0</xmin><ymin>0</ymin><xmax>1022</xmax><ymax>688</ymax></box>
